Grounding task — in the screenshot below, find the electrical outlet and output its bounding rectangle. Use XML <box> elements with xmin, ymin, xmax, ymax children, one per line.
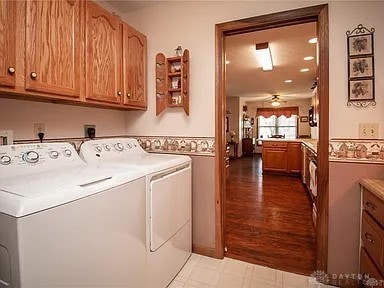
<box><xmin>34</xmin><ymin>123</ymin><xmax>45</xmax><ymax>137</ymax></box>
<box><xmin>358</xmin><ymin>123</ymin><xmax>379</xmax><ymax>139</ymax></box>
<box><xmin>84</xmin><ymin>125</ymin><xmax>96</xmax><ymax>137</ymax></box>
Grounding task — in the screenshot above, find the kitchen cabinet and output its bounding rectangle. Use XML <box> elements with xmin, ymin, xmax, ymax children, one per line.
<box><xmin>287</xmin><ymin>142</ymin><xmax>301</xmax><ymax>173</ymax></box>
<box><xmin>25</xmin><ymin>0</ymin><xmax>82</xmax><ymax>99</ymax></box>
<box><xmin>0</xmin><ymin>0</ymin><xmax>147</xmax><ymax>110</ymax></box>
<box><xmin>0</xmin><ymin>0</ymin><xmax>16</xmax><ymax>88</ymax></box>
<box><xmin>262</xmin><ymin>141</ymin><xmax>288</xmax><ymax>172</ymax></box>
<box><xmin>85</xmin><ymin>1</ymin><xmax>122</xmax><ymax>104</ymax></box>
<box><xmin>122</xmin><ymin>24</ymin><xmax>147</xmax><ymax>108</ymax></box>
<box><xmin>359</xmin><ymin>180</ymin><xmax>384</xmax><ymax>287</ymax></box>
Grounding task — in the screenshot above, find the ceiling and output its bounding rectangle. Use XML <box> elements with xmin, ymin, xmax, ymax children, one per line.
<box><xmin>106</xmin><ymin>1</ymin><xmax>162</xmax><ymax>13</ymax></box>
<box><xmin>226</xmin><ymin>22</ymin><xmax>317</xmax><ymax>101</ymax></box>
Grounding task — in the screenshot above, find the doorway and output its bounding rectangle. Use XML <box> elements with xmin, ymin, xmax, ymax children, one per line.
<box><xmin>215</xmin><ymin>4</ymin><xmax>329</xmax><ymax>272</ymax></box>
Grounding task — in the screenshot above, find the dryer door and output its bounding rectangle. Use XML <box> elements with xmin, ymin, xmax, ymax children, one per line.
<box><xmin>150</xmin><ymin>166</ymin><xmax>191</xmax><ymax>252</ymax></box>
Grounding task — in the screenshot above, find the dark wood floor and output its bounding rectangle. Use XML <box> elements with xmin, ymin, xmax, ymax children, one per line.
<box><xmin>225</xmin><ymin>155</ymin><xmax>316</xmax><ymax>275</ymax></box>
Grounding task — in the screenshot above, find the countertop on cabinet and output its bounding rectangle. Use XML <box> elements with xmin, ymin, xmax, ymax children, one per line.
<box><xmin>360</xmin><ymin>178</ymin><xmax>384</xmax><ymax>201</ymax></box>
<box><xmin>257</xmin><ymin>138</ymin><xmax>318</xmax><ymax>154</ymax></box>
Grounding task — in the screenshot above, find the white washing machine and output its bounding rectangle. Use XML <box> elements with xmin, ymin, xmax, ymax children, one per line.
<box><xmin>80</xmin><ymin>138</ymin><xmax>192</xmax><ymax>288</ymax></box>
<box><xmin>0</xmin><ymin>142</ymin><xmax>147</xmax><ymax>288</ymax></box>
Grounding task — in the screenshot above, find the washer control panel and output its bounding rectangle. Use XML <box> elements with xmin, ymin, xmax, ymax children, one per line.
<box><xmin>0</xmin><ymin>143</ymin><xmax>84</xmax><ymax>178</ymax></box>
<box><xmin>80</xmin><ymin>138</ymin><xmax>144</xmax><ymax>163</ymax></box>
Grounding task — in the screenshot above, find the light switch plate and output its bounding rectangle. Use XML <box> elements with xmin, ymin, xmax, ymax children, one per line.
<box><xmin>358</xmin><ymin>123</ymin><xmax>379</xmax><ymax>139</ymax></box>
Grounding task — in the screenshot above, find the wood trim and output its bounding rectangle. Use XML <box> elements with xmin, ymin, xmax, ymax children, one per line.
<box><xmin>316</xmin><ymin>5</ymin><xmax>329</xmax><ymax>272</ymax></box>
<box><xmin>215</xmin><ymin>23</ymin><xmax>226</xmax><ymax>259</ymax></box>
<box><xmin>192</xmin><ymin>244</ymin><xmax>218</xmax><ymax>258</ymax></box>
<box><xmin>215</xmin><ymin>4</ymin><xmax>329</xmax><ymax>271</ymax></box>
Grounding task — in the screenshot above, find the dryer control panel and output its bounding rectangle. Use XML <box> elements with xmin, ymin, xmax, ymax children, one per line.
<box><xmin>80</xmin><ymin>138</ymin><xmax>146</xmax><ymax>163</ymax></box>
<box><xmin>0</xmin><ymin>143</ymin><xmax>84</xmax><ymax>178</ymax></box>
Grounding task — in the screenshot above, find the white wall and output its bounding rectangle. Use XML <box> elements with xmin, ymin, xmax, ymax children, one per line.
<box><xmin>329</xmin><ymin>1</ymin><xmax>384</xmax><ymax>138</ymax></box>
<box><xmin>0</xmin><ymin>98</ymin><xmax>127</xmax><ymax>140</ymax></box>
<box><xmin>122</xmin><ymin>1</ymin><xmax>384</xmax><ymax>139</ymax></box>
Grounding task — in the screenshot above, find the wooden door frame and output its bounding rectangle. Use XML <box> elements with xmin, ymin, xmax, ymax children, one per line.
<box><xmin>215</xmin><ymin>4</ymin><xmax>329</xmax><ymax>271</ymax></box>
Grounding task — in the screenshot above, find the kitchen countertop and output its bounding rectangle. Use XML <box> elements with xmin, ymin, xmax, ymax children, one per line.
<box><xmin>257</xmin><ymin>138</ymin><xmax>318</xmax><ymax>154</ymax></box>
<box><xmin>360</xmin><ymin>178</ymin><xmax>384</xmax><ymax>201</ymax></box>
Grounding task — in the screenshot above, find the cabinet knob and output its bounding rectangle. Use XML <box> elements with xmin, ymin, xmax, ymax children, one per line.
<box><xmin>30</xmin><ymin>72</ymin><xmax>37</xmax><ymax>79</ymax></box>
<box><xmin>117</xmin><ymin>91</ymin><xmax>122</xmax><ymax>96</ymax></box>
<box><xmin>127</xmin><ymin>93</ymin><xmax>131</xmax><ymax>98</ymax></box>
<box><xmin>8</xmin><ymin>67</ymin><xmax>15</xmax><ymax>74</ymax></box>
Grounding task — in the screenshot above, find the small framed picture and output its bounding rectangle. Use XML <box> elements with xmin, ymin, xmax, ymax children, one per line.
<box><xmin>348</xmin><ymin>79</ymin><xmax>374</xmax><ymax>101</ymax></box>
<box><xmin>348</xmin><ymin>34</ymin><xmax>373</xmax><ymax>56</ymax></box>
<box><xmin>300</xmin><ymin>116</ymin><xmax>309</xmax><ymax>123</ymax></box>
<box><xmin>349</xmin><ymin>56</ymin><xmax>373</xmax><ymax>78</ymax></box>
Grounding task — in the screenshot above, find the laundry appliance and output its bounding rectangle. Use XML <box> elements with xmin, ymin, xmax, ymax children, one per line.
<box><xmin>0</xmin><ymin>142</ymin><xmax>147</xmax><ymax>288</ymax></box>
<box><xmin>80</xmin><ymin>138</ymin><xmax>192</xmax><ymax>288</ymax></box>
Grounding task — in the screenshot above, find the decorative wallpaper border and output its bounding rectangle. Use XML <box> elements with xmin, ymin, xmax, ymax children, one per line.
<box><xmin>13</xmin><ymin>135</ymin><xmax>215</xmax><ymax>157</ymax></box>
<box><xmin>329</xmin><ymin>139</ymin><xmax>384</xmax><ymax>164</ymax></box>
<box><xmin>133</xmin><ymin>135</ymin><xmax>215</xmax><ymax>156</ymax></box>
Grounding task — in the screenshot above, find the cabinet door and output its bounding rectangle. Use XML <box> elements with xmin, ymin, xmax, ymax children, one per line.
<box><xmin>0</xmin><ymin>0</ymin><xmax>16</xmax><ymax>87</ymax></box>
<box><xmin>122</xmin><ymin>24</ymin><xmax>147</xmax><ymax>108</ymax></box>
<box><xmin>25</xmin><ymin>0</ymin><xmax>82</xmax><ymax>98</ymax></box>
<box><xmin>288</xmin><ymin>142</ymin><xmax>301</xmax><ymax>173</ymax></box>
<box><xmin>262</xmin><ymin>148</ymin><xmax>287</xmax><ymax>172</ymax></box>
<box><xmin>85</xmin><ymin>2</ymin><xmax>122</xmax><ymax>104</ymax></box>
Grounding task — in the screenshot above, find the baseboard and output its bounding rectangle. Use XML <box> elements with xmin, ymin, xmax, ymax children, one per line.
<box><xmin>192</xmin><ymin>244</ymin><xmax>219</xmax><ymax>258</ymax></box>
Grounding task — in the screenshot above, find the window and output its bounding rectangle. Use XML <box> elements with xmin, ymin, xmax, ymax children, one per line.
<box><xmin>257</xmin><ymin>115</ymin><xmax>297</xmax><ymax>140</ymax></box>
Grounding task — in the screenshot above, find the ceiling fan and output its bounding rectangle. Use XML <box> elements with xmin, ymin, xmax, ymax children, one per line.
<box><xmin>267</xmin><ymin>95</ymin><xmax>287</xmax><ymax>107</ymax></box>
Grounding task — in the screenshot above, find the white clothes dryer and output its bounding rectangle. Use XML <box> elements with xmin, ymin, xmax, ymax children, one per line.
<box><xmin>80</xmin><ymin>138</ymin><xmax>192</xmax><ymax>288</ymax></box>
<box><xmin>0</xmin><ymin>142</ymin><xmax>147</xmax><ymax>288</ymax></box>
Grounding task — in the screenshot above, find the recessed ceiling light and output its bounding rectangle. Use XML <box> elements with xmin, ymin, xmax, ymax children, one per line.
<box><xmin>300</xmin><ymin>68</ymin><xmax>309</xmax><ymax>72</ymax></box>
<box><xmin>284</xmin><ymin>80</ymin><xmax>293</xmax><ymax>83</ymax></box>
<box><xmin>308</xmin><ymin>37</ymin><xmax>317</xmax><ymax>44</ymax></box>
<box><xmin>304</xmin><ymin>56</ymin><xmax>314</xmax><ymax>61</ymax></box>
<box><xmin>225</xmin><ymin>60</ymin><xmax>230</xmax><ymax>64</ymax></box>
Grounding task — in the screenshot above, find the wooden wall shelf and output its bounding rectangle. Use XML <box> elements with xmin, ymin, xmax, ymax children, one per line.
<box><xmin>156</xmin><ymin>49</ymin><xmax>189</xmax><ymax>115</ymax></box>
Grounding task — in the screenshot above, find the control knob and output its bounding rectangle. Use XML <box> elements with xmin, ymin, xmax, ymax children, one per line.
<box><xmin>63</xmin><ymin>149</ymin><xmax>72</xmax><ymax>157</ymax></box>
<box><xmin>114</xmin><ymin>143</ymin><xmax>124</xmax><ymax>151</ymax></box>
<box><xmin>94</xmin><ymin>146</ymin><xmax>102</xmax><ymax>153</ymax></box>
<box><xmin>127</xmin><ymin>143</ymin><xmax>133</xmax><ymax>149</ymax></box>
<box><xmin>49</xmin><ymin>151</ymin><xmax>59</xmax><ymax>159</ymax></box>
<box><xmin>23</xmin><ymin>151</ymin><xmax>39</xmax><ymax>163</ymax></box>
<box><xmin>0</xmin><ymin>155</ymin><xmax>11</xmax><ymax>165</ymax></box>
<box><xmin>104</xmin><ymin>145</ymin><xmax>111</xmax><ymax>151</ymax></box>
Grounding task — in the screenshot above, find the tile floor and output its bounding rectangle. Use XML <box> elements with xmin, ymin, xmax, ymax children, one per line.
<box><xmin>168</xmin><ymin>254</ymin><xmax>336</xmax><ymax>288</ymax></box>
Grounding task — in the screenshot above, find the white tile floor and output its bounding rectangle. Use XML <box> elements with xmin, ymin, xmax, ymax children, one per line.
<box><xmin>168</xmin><ymin>254</ymin><xmax>336</xmax><ymax>288</ymax></box>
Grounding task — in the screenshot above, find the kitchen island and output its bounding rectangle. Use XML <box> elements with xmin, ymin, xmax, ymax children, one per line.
<box><xmin>259</xmin><ymin>138</ymin><xmax>317</xmax><ymax>174</ymax></box>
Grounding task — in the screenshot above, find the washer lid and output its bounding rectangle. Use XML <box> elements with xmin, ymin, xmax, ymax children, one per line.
<box><xmin>0</xmin><ymin>163</ymin><xmax>144</xmax><ymax>217</ymax></box>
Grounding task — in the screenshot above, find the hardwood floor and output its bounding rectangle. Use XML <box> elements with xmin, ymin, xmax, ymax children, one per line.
<box><xmin>225</xmin><ymin>154</ymin><xmax>316</xmax><ymax>276</ymax></box>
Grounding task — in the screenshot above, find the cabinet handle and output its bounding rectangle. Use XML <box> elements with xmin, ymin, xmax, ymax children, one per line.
<box><xmin>8</xmin><ymin>67</ymin><xmax>15</xmax><ymax>74</ymax></box>
<box><xmin>364</xmin><ymin>233</ymin><xmax>375</xmax><ymax>243</ymax></box>
<box><xmin>127</xmin><ymin>93</ymin><xmax>131</xmax><ymax>99</ymax></box>
<box><xmin>366</xmin><ymin>202</ymin><xmax>377</xmax><ymax>210</ymax></box>
<box><xmin>117</xmin><ymin>91</ymin><xmax>122</xmax><ymax>96</ymax></box>
<box><xmin>30</xmin><ymin>72</ymin><xmax>37</xmax><ymax>79</ymax></box>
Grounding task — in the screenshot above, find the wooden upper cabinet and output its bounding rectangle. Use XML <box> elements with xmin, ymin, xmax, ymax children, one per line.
<box><xmin>85</xmin><ymin>1</ymin><xmax>122</xmax><ymax>104</ymax></box>
<box><xmin>122</xmin><ymin>24</ymin><xmax>147</xmax><ymax>108</ymax></box>
<box><xmin>0</xmin><ymin>0</ymin><xmax>16</xmax><ymax>88</ymax></box>
<box><xmin>25</xmin><ymin>0</ymin><xmax>82</xmax><ymax>98</ymax></box>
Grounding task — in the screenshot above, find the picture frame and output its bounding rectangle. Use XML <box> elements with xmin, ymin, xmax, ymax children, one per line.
<box><xmin>300</xmin><ymin>116</ymin><xmax>309</xmax><ymax>123</ymax></box>
<box><xmin>348</xmin><ymin>79</ymin><xmax>374</xmax><ymax>101</ymax></box>
<box><xmin>348</xmin><ymin>34</ymin><xmax>373</xmax><ymax>56</ymax></box>
<box><xmin>349</xmin><ymin>56</ymin><xmax>373</xmax><ymax>78</ymax></box>
<box><xmin>346</xmin><ymin>24</ymin><xmax>376</xmax><ymax>108</ymax></box>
